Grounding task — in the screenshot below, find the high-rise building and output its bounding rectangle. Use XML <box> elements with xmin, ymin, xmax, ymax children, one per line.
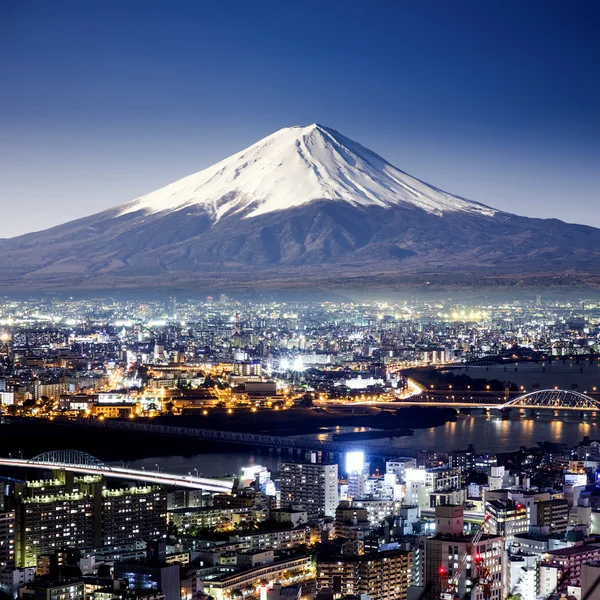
<box><xmin>334</xmin><ymin>502</ymin><xmax>370</xmax><ymax>540</ymax></box>
<box><xmin>425</xmin><ymin>506</ymin><xmax>503</xmax><ymax>600</ymax></box>
<box><xmin>539</xmin><ymin>544</ymin><xmax>600</xmax><ymax>596</ymax></box>
<box><xmin>448</xmin><ymin>444</ymin><xmax>476</xmax><ymax>473</ymax></box>
<box><xmin>345</xmin><ymin>452</ymin><xmax>368</xmax><ymax>500</ymax></box>
<box><xmin>0</xmin><ymin>511</ymin><xmax>15</xmax><ymax>570</ymax></box>
<box><xmin>102</xmin><ymin>486</ymin><xmax>167</xmax><ymax>546</ymax></box>
<box><xmin>14</xmin><ymin>473</ymin><xmax>101</xmax><ymax>567</ymax></box>
<box><xmin>233</xmin><ymin>360</ymin><xmax>262</xmax><ymax>377</ymax></box>
<box><xmin>19</xmin><ymin>579</ymin><xmax>85</xmax><ymax>600</ymax></box>
<box><xmin>167</xmin><ymin>296</ymin><xmax>177</xmax><ymax>319</ymax></box>
<box><xmin>535</xmin><ymin>499</ymin><xmax>569</xmax><ymax>535</ymax></box>
<box><xmin>485</xmin><ymin>499</ymin><xmax>528</xmax><ymax>542</ymax></box>
<box><xmin>317</xmin><ymin>545</ymin><xmax>413</xmax><ymax>600</ymax></box>
<box><xmin>385</xmin><ymin>459</ymin><xmax>416</xmax><ymax>483</ymax></box>
<box><xmin>12</xmin><ymin>472</ymin><xmax>167</xmax><ymax>568</ymax></box>
<box><xmin>280</xmin><ymin>462</ymin><xmax>338</xmax><ymax>518</ymax></box>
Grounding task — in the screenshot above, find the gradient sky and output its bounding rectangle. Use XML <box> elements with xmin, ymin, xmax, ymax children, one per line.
<box><xmin>1</xmin><ymin>0</ymin><xmax>598</xmax><ymax>236</ymax></box>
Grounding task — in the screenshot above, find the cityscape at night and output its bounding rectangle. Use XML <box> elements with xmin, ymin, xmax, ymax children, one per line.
<box><xmin>2</xmin><ymin>294</ymin><xmax>600</xmax><ymax>599</ymax></box>
<box><xmin>2</xmin><ymin>1</ymin><xmax>599</xmax><ymax>599</ymax></box>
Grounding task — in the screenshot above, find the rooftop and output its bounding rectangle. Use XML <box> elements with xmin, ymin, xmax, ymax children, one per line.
<box><xmin>545</xmin><ymin>544</ymin><xmax>600</xmax><ymax>557</ymax></box>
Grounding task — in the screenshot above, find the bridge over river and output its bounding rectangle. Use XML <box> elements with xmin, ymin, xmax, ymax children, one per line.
<box><xmin>43</xmin><ymin>416</ymin><xmax>422</xmax><ymax>459</ymax></box>
<box><xmin>7</xmin><ymin>389</ymin><xmax>594</xmax><ymax>466</ymax></box>
<box><xmin>392</xmin><ymin>388</ymin><xmax>600</xmax><ymax>412</ymax></box>
<box><xmin>0</xmin><ymin>449</ymin><xmax>234</xmax><ymax>492</ymax></box>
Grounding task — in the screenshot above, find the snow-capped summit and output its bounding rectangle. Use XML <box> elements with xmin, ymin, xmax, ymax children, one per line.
<box><xmin>119</xmin><ymin>123</ymin><xmax>497</xmax><ymax>221</ymax></box>
<box><xmin>2</xmin><ymin>123</ymin><xmax>600</xmax><ymax>291</ymax></box>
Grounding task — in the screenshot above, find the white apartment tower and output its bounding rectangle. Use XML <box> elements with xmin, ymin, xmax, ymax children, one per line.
<box><xmin>280</xmin><ymin>462</ymin><xmax>338</xmax><ymax>518</ymax></box>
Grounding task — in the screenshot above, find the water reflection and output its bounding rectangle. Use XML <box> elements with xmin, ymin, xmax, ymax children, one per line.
<box><xmin>117</xmin><ymin>412</ymin><xmax>600</xmax><ymax>477</ymax></box>
<box><xmin>294</xmin><ymin>412</ymin><xmax>600</xmax><ymax>454</ymax></box>
<box><xmin>380</xmin><ymin>412</ymin><xmax>598</xmax><ymax>453</ymax></box>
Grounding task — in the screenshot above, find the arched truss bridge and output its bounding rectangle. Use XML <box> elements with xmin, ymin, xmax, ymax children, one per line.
<box><xmin>503</xmin><ymin>389</ymin><xmax>600</xmax><ymax>411</ymax></box>
<box><xmin>28</xmin><ymin>449</ymin><xmax>110</xmax><ymax>470</ymax></box>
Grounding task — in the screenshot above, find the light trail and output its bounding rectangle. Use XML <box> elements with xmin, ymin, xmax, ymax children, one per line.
<box><xmin>0</xmin><ymin>457</ymin><xmax>234</xmax><ymax>493</ymax></box>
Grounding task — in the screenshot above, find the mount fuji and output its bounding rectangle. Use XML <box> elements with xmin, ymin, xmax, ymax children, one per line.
<box><xmin>2</xmin><ymin>124</ymin><xmax>600</xmax><ymax>291</ymax></box>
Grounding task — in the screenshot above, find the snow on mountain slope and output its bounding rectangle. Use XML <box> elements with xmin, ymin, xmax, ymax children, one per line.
<box><xmin>4</xmin><ymin>122</ymin><xmax>600</xmax><ymax>291</ymax></box>
<box><xmin>118</xmin><ymin>124</ymin><xmax>497</xmax><ymax>221</ymax></box>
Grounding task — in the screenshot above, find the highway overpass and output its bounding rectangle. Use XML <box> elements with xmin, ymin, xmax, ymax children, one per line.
<box><xmin>0</xmin><ymin>450</ymin><xmax>234</xmax><ymax>493</ymax></box>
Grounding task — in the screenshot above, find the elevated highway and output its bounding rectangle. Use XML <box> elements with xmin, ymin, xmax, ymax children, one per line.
<box><xmin>0</xmin><ymin>450</ymin><xmax>233</xmax><ymax>493</ymax></box>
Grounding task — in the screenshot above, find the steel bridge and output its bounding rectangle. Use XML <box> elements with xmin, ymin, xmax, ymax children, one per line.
<box><xmin>52</xmin><ymin>417</ymin><xmax>421</xmax><ymax>459</ymax></box>
<box><xmin>466</xmin><ymin>360</ymin><xmax>501</xmax><ymax>367</ymax></box>
<box><xmin>29</xmin><ymin>449</ymin><xmax>108</xmax><ymax>470</ymax></box>
<box><xmin>502</xmin><ymin>389</ymin><xmax>600</xmax><ymax>411</ymax></box>
<box><xmin>392</xmin><ymin>388</ymin><xmax>600</xmax><ymax>412</ymax></box>
<box><xmin>0</xmin><ymin>449</ymin><xmax>233</xmax><ymax>493</ymax></box>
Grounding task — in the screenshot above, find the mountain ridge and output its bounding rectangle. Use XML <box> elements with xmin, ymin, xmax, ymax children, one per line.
<box><xmin>1</xmin><ymin>124</ymin><xmax>600</xmax><ymax>291</ymax></box>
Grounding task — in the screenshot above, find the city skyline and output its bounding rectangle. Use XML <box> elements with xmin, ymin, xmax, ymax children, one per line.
<box><xmin>2</xmin><ymin>4</ymin><xmax>600</xmax><ymax>598</ymax></box>
<box><xmin>1</xmin><ymin>292</ymin><xmax>600</xmax><ymax>599</ymax></box>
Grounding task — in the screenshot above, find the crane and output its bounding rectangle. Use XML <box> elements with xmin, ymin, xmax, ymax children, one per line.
<box><xmin>439</xmin><ymin>514</ymin><xmax>491</xmax><ymax>600</ymax></box>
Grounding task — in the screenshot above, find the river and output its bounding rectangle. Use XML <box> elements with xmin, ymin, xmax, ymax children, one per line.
<box><xmin>117</xmin><ymin>411</ymin><xmax>600</xmax><ymax>477</ymax></box>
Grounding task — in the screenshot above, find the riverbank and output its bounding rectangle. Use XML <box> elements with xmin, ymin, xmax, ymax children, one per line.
<box><xmin>332</xmin><ymin>429</ymin><xmax>414</xmax><ymax>441</ymax></box>
<box><xmin>0</xmin><ymin>405</ymin><xmax>455</xmax><ymax>462</ymax></box>
<box><xmin>156</xmin><ymin>405</ymin><xmax>456</xmax><ymax>435</ymax></box>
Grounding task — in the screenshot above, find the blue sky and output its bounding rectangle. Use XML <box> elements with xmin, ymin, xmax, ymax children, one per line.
<box><xmin>1</xmin><ymin>0</ymin><xmax>598</xmax><ymax>236</ymax></box>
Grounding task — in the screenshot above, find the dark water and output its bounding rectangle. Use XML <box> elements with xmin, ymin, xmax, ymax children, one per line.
<box><xmin>375</xmin><ymin>412</ymin><xmax>600</xmax><ymax>453</ymax></box>
<box><xmin>117</xmin><ymin>412</ymin><xmax>600</xmax><ymax>477</ymax></box>
<box><xmin>112</xmin><ymin>451</ymin><xmax>285</xmax><ymax>479</ymax></box>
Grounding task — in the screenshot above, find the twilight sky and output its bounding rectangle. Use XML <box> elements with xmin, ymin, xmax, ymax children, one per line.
<box><xmin>1</xmin><ymin>0</ymin><xmax>598</xmax><ymax>236</ymax></box>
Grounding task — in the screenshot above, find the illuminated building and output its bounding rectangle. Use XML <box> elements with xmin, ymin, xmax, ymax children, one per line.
<box><xmin>198</xmin><ymin>555</ymin><xmax>312</xmax><ymax>600</ymax></box>
<box><xmin>102</xmin><ymin>486</ymin><xmax>167</xmax><ymax>545</ymax></box>
<box><xmin>0</xmin><ymin>511</ymin><xmax>15</xmax><ymax>569</ymax></box>
<box><xmin>235</xmin><ymin>526</ymin><xmax>307</xmax><ymax>552</ymax></box>
<box><xmin>535</xmin><ymin>499</ymin><xmax>569</xmax><ymax>535</ymax></box>
<box><xmin>424</xmin><ymin>506</ymin><xmax>503</xmax><ymax>600</ymax></box>
<box><xmin>280</xmin><ymin>462</ymin><xmax>338</xmax><ymax>518</ymax></box>
<box><xmin>334</xmin><ymin>502</ymin><xmax>370</xmax><ymax>540</ymax></box>
<box><xmin>345</xmin><ymin>451</ymin><xmax>368</xmax><ymax>500</ymax></box>
<box><xmin>485</xmin><ymin>499</ymin><xmax>528</xmax><ymax>542</ymax></box>
<box><xmin>13</xmin><ymin>472</ymin><xmax>167</xmax><ymax>567</ymax></box>
<box><xmin>20</xmin><ymin>579</ymin><xmax>85</xmax><ymax>600</ymax></box>
<box><xmin>233</xmin><ymin>360</ymin><xmax>262</xmax><ymax>377</ymax></box>
<box><xmin>385</xmin><ymin>459</ymin><xmax>417</xmax><ymax>483</ymax></box>
<box><xmin>346</xmin><ymin>499</ymin><xmax>402</xmax><ymax>527</ymax></box>
<box><xmin>112</xmin><ymin>541</ymin><xmax>195</xmax><ymax>600</ymax></box>
<box><xmin>168</xmin><ymin>506</ymin><xmax>252</xmax><ymax>533</ymax></box>
<box><xmin>539</xmin><ymin>544</ymin><xmax>600</xmax><ymax>597</ymax></box>
<box><xmin>448</xmin><ymin>444</ymin><xmax>476</xmax><ymax>473</ymax></box>
<box><xmin>14</xmin><ymin>473</ymin><xmax>100</xmax><ymax>568</ymax></box>
<box><xmin>316</xmin><ymin>546</ymin><xmax>413</xmax><ymax>600</ymax></box>
<box><xmin>114</xmin><ymin>563</ymin><xmax>183</xmax><ymax>600</ymax></box>
<box><xmin>89</xmin><ymin>580</ymin><xmax>166</xmax><ymax>600</ymax></box>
